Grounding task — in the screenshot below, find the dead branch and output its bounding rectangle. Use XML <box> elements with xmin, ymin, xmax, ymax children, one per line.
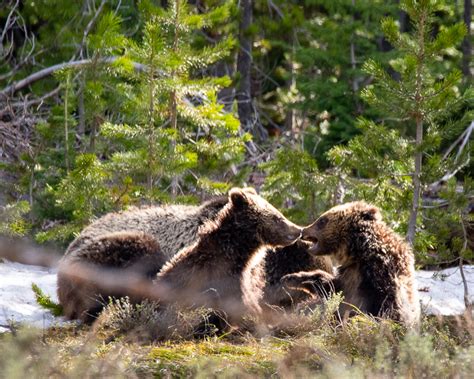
<box><xmin>442</xmin><ymin>121</ymin><xmax>474</xmax><ymax>162</ymax></box>
<box><xmin>0</xmin><ymin>57</ymin><xmax>147</xmax><ymax>98</ymax></box>
<box><xmin>0</xmin><ymin>0</ymin><xmax>20</xmax><ymax>46</ymax></box>
<box><xmin>78</xmin><ymin>0</ymin><xmax>107</xmax><ymax>59</ymax></box>
<box><xmin>0</xmin><ymin>0</ymin><xmax>37</xmax><ymax>79</ymax></box>
<box><xmin>427</xmin><ymin>121</ymin><xmax>473</xmax><ymax>193</ymax></box>
<box><xmin>8</xmin><ymin>86</ymin><xmax>61</xmax><ymax>109</ymax></box>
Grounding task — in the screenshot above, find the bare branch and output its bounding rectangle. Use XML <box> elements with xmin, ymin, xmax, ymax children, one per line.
<box><xmin>427</xmin><ymin>121</ymin><xmax>473</xmax><ymax>193</ymax></box>
<box><xmin>267</xmin><ymin>0</ymin><xmax>284</xmax><ymax>18</ymax></box>
<box><xmin>0</xmin><ymin>0</ymin><xmax>20</xmax><ymax>43</ymax></box>
<box><xmin>78</xmin><ymin>0</ymin><xmax>107</xmax><ymax>59</ymax></box>
<box><xmin>9</xmin><ymin>86</ymin><xmax>61</xmax><ymax>108</ymax></box>
<box><xmin>455</xmin><ymin>121</ymin><xmax>474</xmax><ymax>163</ymax></box>
<box><xmin>0</xmin><ymin>57</ymin><xmax>147</xmax><ymax>98</ymax></box>
<box><xmin>442</xmin><ymin>121</ymin><xmax>474</xmax><ymax>162</ymax></box>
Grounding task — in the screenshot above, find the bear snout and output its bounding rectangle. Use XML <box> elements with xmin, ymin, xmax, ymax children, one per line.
<box><xmin>285</xmin><ymin>224</ymin><xmax>303</xmax><ymax>243</ymax></box>
<box><xmin>301</xmin><ymin>226</ymin><xmax>318</xmax><ymax>243</ymax></box>
<box><xmin>301</xmin><ymin>226</ymin><xmax>321</xmax><ymax>254</ymax></box>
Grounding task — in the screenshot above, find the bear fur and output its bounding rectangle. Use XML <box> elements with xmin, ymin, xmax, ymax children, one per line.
<box><xmin>57</xmin><ymin>231</ymin><xmax>166</xmax><ymax>323</ymax></box>
<box><xmin>154</xmin><ymin>188</ymin><xmax>303</xmax><ymax>322</ymax></box>
<box><xmin>64</xmin><ymin>196</ymin><xmax>229</xmax><ymax>261</ymax></box>
<box><xmin>242</xmin><ymin>240</ymin><xmax>333</xmax><ymax>315</ymax></box>
<box><xmin>282</xmin><ymin>201</ymin><xmax>420</xmax><ymax>328</ymax></box>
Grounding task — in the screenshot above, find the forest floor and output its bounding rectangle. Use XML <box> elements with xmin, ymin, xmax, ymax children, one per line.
<box><xmin>0</xmin><ymin>260</ymin><xmax>473</xmax><ymax>377</ymax></box>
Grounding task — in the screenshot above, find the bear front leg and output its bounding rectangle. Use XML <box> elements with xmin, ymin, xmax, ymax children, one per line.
<box><xmin>281</xmin><ymin>269</ymin><xmax>336</xmax><ymax>300</ymax></box>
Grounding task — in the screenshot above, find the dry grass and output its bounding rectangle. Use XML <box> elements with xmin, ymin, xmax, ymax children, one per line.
<box><xmin>0</xmin><ymin>296</ymin><xmax>473</xmax><ymax>378</ymax></box>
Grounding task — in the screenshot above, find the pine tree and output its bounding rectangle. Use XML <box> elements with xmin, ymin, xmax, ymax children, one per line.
<box><xmin>361</xmin><ymin>0</ymin><xmax>467</xmax><ymax>245</ymax></box>
<box><xmin>103</xmin><ymin>0</ymin><xmax>248</xmax><ymax>201</ymax></box>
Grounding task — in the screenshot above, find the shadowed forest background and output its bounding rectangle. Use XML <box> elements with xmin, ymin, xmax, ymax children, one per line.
<box><xmin>1</xmin><ymin>0</ymin><xmax>472</xmax><ymax>267</ymax></box>
<box><xmin>0</xmin><ymin>1</ymin><xmax>474</xmax><ymax>377</ymax></box>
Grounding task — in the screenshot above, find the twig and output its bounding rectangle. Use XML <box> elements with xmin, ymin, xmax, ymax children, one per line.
<box><xmin>267</xmin><ymin>0</ymin><xmax>284</xmax><ymax>18</ymax></box>
<box><xmin>0</xmin><ymin>0</ymin><xmax>20</xmax><ymax>43</ymax></box>
<box><xmin>427</xmin><ymin>121</ymin><xmax>473</xmax><ymax>192</ymax></box>
<box><xmin>8</xmin><ymin>86</ymin><xmax>61</xmax><ymax>108</ymax></box>
<box><xmin>78</xmin><ymin>0</ymin><xmax>107</xmax><ymax>59</ymax></box>
<box><xmin>442</xmin><ymin>121</ymin><xmax>474</xmax><ymax>162</ymax></box>
<box><xmin>455</xmin><ymin>121</ymin><xmax>474</xmax><ymax>163</ymax></box>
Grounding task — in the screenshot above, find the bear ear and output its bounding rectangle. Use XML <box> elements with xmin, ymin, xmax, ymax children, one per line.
<box><xmin>229</xmin><ymin>188</ymin><xmax>250</xmax><ymax>208</ymax></box>
<box><xmin>361</xmin><ymin>206</ymin><xmax>381</xmax><ymax>222</ymax></box>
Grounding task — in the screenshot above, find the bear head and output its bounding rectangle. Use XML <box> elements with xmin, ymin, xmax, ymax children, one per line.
<box><xmin>227</xmin><ymin>187</ymin><xmax>302</xmax><ymax>247</ymax></box>
<box><xmin>301</xmin><ymin>201</ymin><xmax>382</xmax><ymax>264</ymax></box>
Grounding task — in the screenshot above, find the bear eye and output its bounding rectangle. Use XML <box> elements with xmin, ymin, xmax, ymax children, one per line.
<box><xmin>316</xmin><ymin>216</ymin><xmax>328</xmax><ymax>229</ymax></box>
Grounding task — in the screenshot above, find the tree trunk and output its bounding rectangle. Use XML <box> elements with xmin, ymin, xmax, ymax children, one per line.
<box><xmin>216</xmin><ymin>58</ymin><xmax>236</xmax><ymax>112</ymax></box>
<box><xmin>147</xmin><ymin>68</ymin><xmax>155</xmax><ymax>200</ymax></box>
<box><xmin>88</xmin><ymin>116</ymin><xmax>99</xmax><ymax>154</ymax></box>
<box><xmin>407</xmin><ymin>117</ymin><xmax>423</xmax><ymax>245</ymax></box>
<box><xmin>236</xmin><ymin>0</ymin><xmax>255</xmax><ymax>136</ymax></box>
<box><xmin>407</xmin><ymin>9</ymin><xmax>427</xmax><ymax>246</ymax></box>
<box><xmin>462</xmin><ymin>0</ymin><xmax>472</xmax><ymax>80</ymax></box>
<box><xmin>64</xmin><ymin>73</ymin><xmax>70</xmax><ymax>172</ymax></box>
<box><xmin>77</xmin><ymin>76</ymin><xmax>86</xmax><ymax>150</ymax></box>
<box><xmin>170</xmin><ymin>90</ymin><xmax>178</xmax><ymax>199</ymax></box>
<box><xmin>170</xmin><ymin>0</ymin><xmax>180</xmax><ymax>199</ymax></box>
<box><xmin>350</xmin><ymin>0</ymin><xmax>363</xmax><ymax>114</ymax></box>
<box><xmin>284</xmin><ymin>34</ymin><xmax>296</xmax><ymax>133</ymax></box>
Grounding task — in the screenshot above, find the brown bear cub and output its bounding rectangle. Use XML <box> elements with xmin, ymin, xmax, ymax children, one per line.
<box><xmin>57</xmin><ymin>231</ymin><xmax>166</xmax><ymax>323</ymax></box>
<box><xmin>154</xmin><ymin>188</ymin><xmax>303</xmax><ymax>322</ymax></box>
<box><xmin>282</xmin><ymin>201</ymin><xmax>420</xmax><ymax>327</ymax></box>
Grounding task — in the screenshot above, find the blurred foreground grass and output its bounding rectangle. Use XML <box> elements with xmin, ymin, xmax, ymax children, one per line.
<box><xmin>1</xmin><ymin>307</ymin><xmax>473</xmax><ymax>378</ymax></box>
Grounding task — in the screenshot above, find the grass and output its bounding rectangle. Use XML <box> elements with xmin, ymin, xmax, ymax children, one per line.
<box><xmin>0</xmin><ymin>294</ymin><xmax>473</xmax><ymax>378</ymax></box>
<box><xmin>0</xmin><ymin>303</ymin><xmax>473</xmax><ymax>378</ymax></box>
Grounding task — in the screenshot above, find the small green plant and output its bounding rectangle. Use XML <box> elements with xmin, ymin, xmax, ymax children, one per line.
<box><xmin>0</xmin><ymin>201</ymin><xmax>31</xmax><ymax>237</ymax></box>
<box><xmin>31</xmin><ymin>283</ymin><xmax>63</xmax><ymax>317</ymax></box>
<box><xmin>104</xmin><ymin>0</ymin><xmax>248</xmax><ymax>201</ymax></box>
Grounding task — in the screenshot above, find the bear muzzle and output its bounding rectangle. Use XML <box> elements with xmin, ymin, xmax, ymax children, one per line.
<box><xmin>301</xmin><ymin>226</ymin><xmax>320</xmax><ymax>254</ymax></box>
<box><xmin>284</xmin><ymin>226</ymin><xmax>303</xmax><ymax>244</ymax></box>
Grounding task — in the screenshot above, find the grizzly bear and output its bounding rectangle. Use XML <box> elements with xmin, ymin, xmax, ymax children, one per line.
<box><xmin>154</xmin><ymin>188</ymin><xmax>303</xmax><ymax>323</ymax></box>
<box><xmin>282</xmin><ymin>201</ymin><xmax>420</xmax><ymax>328</ymax></box>
<box><xmin>58</xmin><ymin>189</ymin><xmax>332</xmax><ymax>322</ymax></box>
<box><xmin>57</xmin><ymin>231</ymin><xmax>166</xmax><ymax>322</ymax></box>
